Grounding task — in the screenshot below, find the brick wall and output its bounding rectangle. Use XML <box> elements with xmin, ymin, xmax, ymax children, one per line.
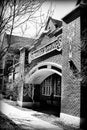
<box><xmin>61</xmin><ymin>16</ymin><xmax>81</xmax><ymax>117</ymax></box>
<box><xmin>17</xmin><ymin>48</ymin><xmax>25</xmax><ymax>103</ymax></box>
<box><xmin>61</xmin><ymin>6</ymin><xmax>87</xmax><ymax>129</ymax></box>
<box><xmin>40</xmin><ymin>54</ymin><xmax>62</xmax><ymax>66</ymax></box>
<box><xmin>28</xmin><ymin>51</ymin><xmax>62</xmax><ymax>73</ymax></box>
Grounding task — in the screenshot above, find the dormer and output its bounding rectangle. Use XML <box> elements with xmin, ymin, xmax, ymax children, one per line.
<box><xmin>45</xmin><ymin>16</ymin><xmax>62</xmax><ymax>33</ymax></box>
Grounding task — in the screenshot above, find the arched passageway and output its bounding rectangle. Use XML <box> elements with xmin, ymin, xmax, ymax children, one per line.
<box><xmin>25</xmin><ymin>62</ymin><xmax>62</xmax><ymax>116</ymax></box>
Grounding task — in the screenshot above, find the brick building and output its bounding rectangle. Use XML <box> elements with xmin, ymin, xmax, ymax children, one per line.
<box><xmin>3</xmin><ymin>3</ymin><xmax>87</xmax><ymax>129</ymax></box>
<box><xmin>61</xmin><ymin>3</ymin><xmax>87</xmax><ymax>129</ymax></box>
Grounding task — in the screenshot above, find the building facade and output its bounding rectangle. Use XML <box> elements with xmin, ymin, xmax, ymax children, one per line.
<box><xmin>16</xmin><ymin>17</ymin><xmax>62</xmax><ymax>110</ymax></box>
<box><xmin>4</xmin><ymin>4</ymin><xmax>87</xmax><ymax>129</ymax></box>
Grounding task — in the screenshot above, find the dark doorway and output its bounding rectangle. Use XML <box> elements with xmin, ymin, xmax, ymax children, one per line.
<box><xmin>32</xmin><ymin>74</ymin><xmax>61</xmax><ymax>117</ymax></box>
<box><xmin>33</xmin><ymin>84</ymin><xmax>41</xmax><ymax>102</ymax></box>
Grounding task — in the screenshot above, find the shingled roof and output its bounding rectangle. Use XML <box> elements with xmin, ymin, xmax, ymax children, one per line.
<box><xmin>5</xmin><ymin>34</ymin><xmax>35</xmax><ymax>54</ymax></box>
<box><xmin>7</xmin><ymin>34</ymin><xmax>35</xmax><ymax>49</ymax></box>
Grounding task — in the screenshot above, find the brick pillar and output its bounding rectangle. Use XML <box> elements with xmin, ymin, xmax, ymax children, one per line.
<box><xmin>61</xmin><ymin>4</ymin><xmax>87</xmax><ymax>129</ymax></box>
<box><xmin>17</xmin><ymin>48</ymin><xmax>25</xmax><ymax>106</ymax></box>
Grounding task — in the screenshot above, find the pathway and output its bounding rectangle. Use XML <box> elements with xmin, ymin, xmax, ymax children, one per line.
<box><xmin>0</xmin><ymin>100</ymin><xmax>63</xmax><ymax>130</ymax></box>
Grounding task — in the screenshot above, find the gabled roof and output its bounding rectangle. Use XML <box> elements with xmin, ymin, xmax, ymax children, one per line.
<box><xmin>7</xmin><ymin>34</ymin><xmax>35</xmax><ymax>48</ymax></box>
<box><xmin>6</xmin><ymin>34</ymin><xmax>35</xmax><ymax>53</ymax></box>
<box><xmin>33</xmin><ymin>17</ymin><xmax>62</xmax><ymax>50</ymax></box>
<box><xmin>45</xmin><ymin>16</ymin><xmax>62</xmax><ymax>30</ymax></box>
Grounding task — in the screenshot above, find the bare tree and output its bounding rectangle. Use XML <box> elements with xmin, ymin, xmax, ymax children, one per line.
<box><xmin>33</xmin><ymin>1</ymin><xmax>54</xmax><ymax>38</ymax></box>
<box><xmin>18</xmin><ymin>0</ymin><xmax>54</xmax><ymax>38</ymax></box>
<box><xmin>0</xmin><ymin>0</ymin><xmax>45</xmax><ymax>60</ymax></box>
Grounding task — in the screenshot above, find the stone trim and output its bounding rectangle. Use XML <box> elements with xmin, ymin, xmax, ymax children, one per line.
<box><xmin>60</xmin><ymin>113</ymin><xmax>80</xmax><ymax>128</ymax></box>
<box><xmin>17</xmin><ymin>100</ymin><xmax>23</xmax><ymax>107</ymax></box>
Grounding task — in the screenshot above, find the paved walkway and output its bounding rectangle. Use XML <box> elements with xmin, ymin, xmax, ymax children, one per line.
<box><xmin>0</xmin><ymin>100</ymin><xmax>63</xmax><ymax>130</ymax></box>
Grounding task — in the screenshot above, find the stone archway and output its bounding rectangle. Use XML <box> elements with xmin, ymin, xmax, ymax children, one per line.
<box><xmin>25</xmin><ymin>62</ymin><xmax>62</xmax><ymax>84</ymax></box>
<box><xmin>25</xmin><ymin>62</ymin><xmax>62</xmax><ymax>116</ymax></box>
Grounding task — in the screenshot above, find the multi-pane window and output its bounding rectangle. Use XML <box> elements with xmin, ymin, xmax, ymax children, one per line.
<box><xmin>41</xmin><ymin>76</ymin><xmax>52</xmax><ymax>96</ymax></box>
<box><xmin>57</xmin><ymin>80</ymin><xmax>61</xmax><ymax>95</ymax></box>
<box><xmin>41</xmin><ymin>74</ymin><xmax>61</xmax><ymax>96</ymax></box>
<box><xmin>53</xmin><ymin>75</ymin><xmax>61</xmax><ymax>96</ymax></box>
<box><xmin>42</xmin><ymin>81</ymin><xmax>45</xmax><ymax>95</ymax></box>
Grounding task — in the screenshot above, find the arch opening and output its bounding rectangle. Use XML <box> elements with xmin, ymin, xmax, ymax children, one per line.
<box><xmin>25</xmin><ymin>62</ymin><xmax>62</xmax><ymax>84</ymax></box>
<box><xmin>24</xmin><ymin>62</ymin><xmax>62</xmax><ymax>116</ymax></box>
<box><xmin>25</xmin><ymin>68</ymin><xmax>62</xmax><ymax>84</ymax></box>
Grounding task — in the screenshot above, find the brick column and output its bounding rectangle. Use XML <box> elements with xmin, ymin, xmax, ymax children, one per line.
<box><xmin>17</xmin><ymin>48</ymin><xmax>25</xmax><ymax>106</ymax></box>
<box><xmin>61</xmin><ymin>5</ymin><xmax>87</xmax><ymax>129</ymax></box>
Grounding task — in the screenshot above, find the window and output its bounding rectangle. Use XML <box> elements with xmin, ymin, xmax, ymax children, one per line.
<box><xmin>51</xmin><ymin>66</ymin><xmax>61</xmax><ymax>73</ymax></box>
<box><xmin>38</xmin><ymin>65</ymin><xmax>47</xmax><ymax>69</ymax></box>
<box><xmin>41</xmin><ymin>81</ymin><xmax>45</xmax><ymax>95</ymax></box>
<box><xmin>41</xmin><ymin>75</ymin><xmax>61</xmax><ymax>96</ymax></box>
<box><xmin>46</xmin><ymin>87</ymin><xmax>48</xmax><ymax>95</ymax></box>
<box><xmin>41</xmin><ymin>76</ymin><xmax>52</xmax><ymax>96</ymax></box>
<box><xmin>52</xmin><ymin>74</ymin><xmax>61</xmax><ymax>96</ymax></box>
<box><xmin>56</xmin><ymin>80</ymin><xmax>61</xmax><ymax>95</ymax></box>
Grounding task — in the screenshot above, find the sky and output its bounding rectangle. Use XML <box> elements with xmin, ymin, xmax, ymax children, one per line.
<box><xmin>12</xmin><ymin>0</ymin><xmax>77</xmax><ymax>38</ymax></box>
<box><xmin>43</xmin><ymin>0</ymin><xmax>76</xmax><ymax>19</ymax></box>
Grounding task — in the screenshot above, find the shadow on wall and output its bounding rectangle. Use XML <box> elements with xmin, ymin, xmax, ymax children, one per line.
<box><xmin>80</xmin><ymin>83</ymin><xmax>87</xmax><ymax>130</ymax></box>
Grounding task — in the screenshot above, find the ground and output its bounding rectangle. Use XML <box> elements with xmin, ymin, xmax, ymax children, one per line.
<box><xmin>0</xmin><ymin>98</ymin><xmax>81</xmax><ymax>130</ymax></box>
<box><xmin>0</xmin><ymin>112</ymin><xmax>21</xmax><ymax>130</ymax></box>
